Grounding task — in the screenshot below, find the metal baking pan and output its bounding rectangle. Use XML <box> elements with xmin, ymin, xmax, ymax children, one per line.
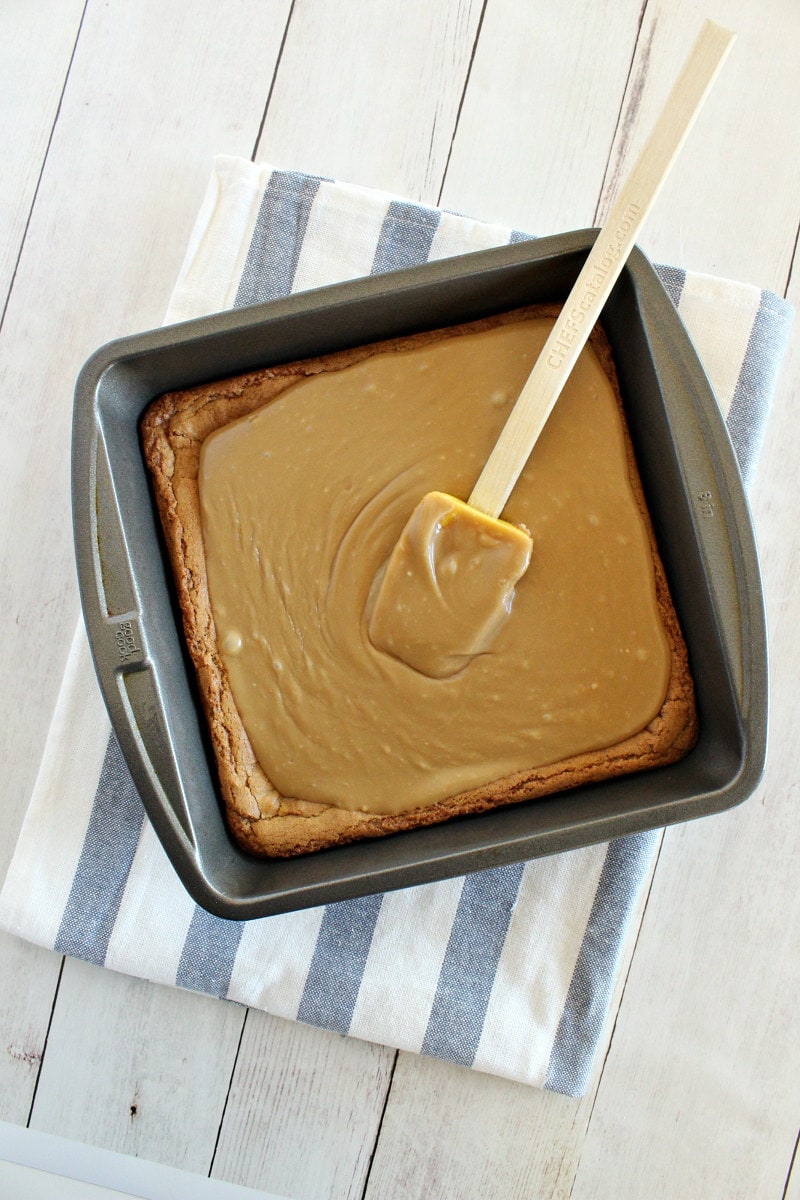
<box><xmin>72</xmin><ymin>230</ymin><xmax>767</xmax><ymax>919</ymax></box>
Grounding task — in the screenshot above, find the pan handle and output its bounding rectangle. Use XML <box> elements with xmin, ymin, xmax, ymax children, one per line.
<box><xmin>73</xmin><ymin>416</ymin><xmax>198</xmax><ymax>852</ymax></box>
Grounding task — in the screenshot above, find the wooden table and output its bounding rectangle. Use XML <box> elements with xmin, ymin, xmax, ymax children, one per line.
<box><xmin>2</xmin><ymin>2</ymin><xmax>799</xmax><ymax>1197</ymax></box>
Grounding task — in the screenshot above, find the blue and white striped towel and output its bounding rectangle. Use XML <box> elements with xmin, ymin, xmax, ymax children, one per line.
<box><xmin>0</xmin><ymin>158</ymin><xmax>792</xmax><ymax>1096</ymax></box>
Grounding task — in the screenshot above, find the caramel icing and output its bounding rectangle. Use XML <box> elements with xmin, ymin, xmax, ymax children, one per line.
<box><xmin>198</xmin><ymin>316</ymin><xmax>672</xmax><ymax>816</ymax></box>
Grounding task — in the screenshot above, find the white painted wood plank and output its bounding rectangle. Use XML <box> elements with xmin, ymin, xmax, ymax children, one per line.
<box><xmin>569</xmin><ymin>253</ymin><xmax>800</xmax><ymax>1198</ymax></box>
<box><xmin>365</xmin><ymin>1051</ymin><xmax>584</xmax><ymax>1200</ymax></box>
<box><xmin>0</xmin><ymin>0</ymin><xmax>85</xmax><ymax>309</ymax></box>
<box><xmin>439</xmin><ymin>0</ymin><xmax>645</xmax><ymax>233</ymax></box>
<box><xmin>597</xmin><ymin>0</ymin><xmax>800</xmax><ymax>288</ymax></box>
<box><xmin>211</xmin><ymin>1012</ymin><xmax>395</xmax><ymax>1200</ymax></box>
<box><xmin>469</xmin><ymin>17</ymin><xmax>736</xmax><ymax>520</ymax></box>
<box><xmin>255</xmin><ymin>0</ymin><xmax>485</xmax><ymax>204</ymax></box>
<box><xmin>29</xmin><ymin>958</ymin><xmax>245</xmax><ymax>1175</ymax></box>
<box><xmin>0</xmin><ymin>939</ymin><xmax>62</xmax><ymax>1124</ymax></box>
<box><xmin>0</xmin><ymin>0</ymin><xmax>291</xmax><ymax>877</ymax></box>
<box><xmin>1</xmin><ymin>0</ymin><xmax>291</xmax><ymax>1173</ymax></box>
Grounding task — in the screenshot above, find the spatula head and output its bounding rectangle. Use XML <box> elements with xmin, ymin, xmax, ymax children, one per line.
<box><xmin>367</xmin><ymin>491</ymin><xmax>532</xmax><ymax>679</ymax></box>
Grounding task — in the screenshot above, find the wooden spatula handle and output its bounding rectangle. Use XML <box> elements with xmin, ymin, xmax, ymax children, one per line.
<box><xmin>468</xmin><ymin>19</ymin><xmax>735</xmax><ymax>520</ymax></box>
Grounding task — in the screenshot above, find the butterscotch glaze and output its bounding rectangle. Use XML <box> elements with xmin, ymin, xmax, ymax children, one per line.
<box><xmin>198</xmin><ymin>316</ymin><xmax>672</xmax><ymax>816</ymax></box>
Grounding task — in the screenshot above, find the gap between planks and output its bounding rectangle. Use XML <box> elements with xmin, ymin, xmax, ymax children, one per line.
<box><xmin>358</xmin><ymin>1051</ymin><xmax>400</xmax><ymax>1200</ymax></box>
<box><xmin>435</xmin><ymin>0</ymin><xmax>491</xmax><ymax>207</ymax></box>
<box><xmin>250</xmin><ymin>0</ymin><xmax>298</xmax><ymax>164</ymax></box>
<box><xmin>592</xmin><ymin>0</ymin><xmax>651</xmax><ymax>224</ymax></box>
<box><xmin>24</xmin><ymin>957</ymin><xmax>65</xmax><ymax>1129</ymax></box>
<box><xmin>783</xmin><ymin>1126</ymin><xmax>800</xmax><ymax>1200</ymax></box>
<box><xmin>207</xmin><ymin>1009</ymin><xmax>251</xmax><ymax>1178</ymax></box>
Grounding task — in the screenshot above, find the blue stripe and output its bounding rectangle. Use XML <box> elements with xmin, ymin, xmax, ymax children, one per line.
<box><xmin>175</xmin><ymin>906</ymin><xmax>244</xmax><ymax>998</ymax></box>
<box><xmin>655</xmin><ymin>263</ymin><xmax>686</xmax><ymax>309</ymax></box>
<box><xmin>726</xmin><ymin>288</ymin><xmax>793</xmax><ymax>487</ymax></box>
<box><xmin>234</xmin><ymin>169</ymin><xmax>327</xmax><ymax>308</ymax></box>
<box><xmin>544</xmin><ymin>831</ymin><xmax>659</xmax><ymax>1096</ymax></box>
<box><xmin>54</xmin><ymin>734</ymin><xmax>145</xmax><ymax>964</ymax></box>
<box><xmin>296</xmin><ymin>894</ymin><xmax>383</xmax><ymax>1033</ymax></box>
<box><xmin>370</xmin><ymin>200</ymin><xmax>442</xmax><ymax>274</ymax></box>
<box><xmin>422</xmin><ymin>862</ymin><xmax>525</xmax><ymax>1065</ymax></box>
<box><xmin>508</xmin><ymin>229</ymin><xmax>534</xmax><ymax>243</ymax></box>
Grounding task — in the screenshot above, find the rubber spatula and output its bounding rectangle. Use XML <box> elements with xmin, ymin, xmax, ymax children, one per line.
<box><xmin>367</xmin><ymin>18</ymin><xmax>735</xmax><ymax>678</ymax></box>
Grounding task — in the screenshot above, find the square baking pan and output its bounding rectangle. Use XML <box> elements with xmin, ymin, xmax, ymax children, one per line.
<box><xmin>72</xmin><ymin>230</ymin><xmax>767</xmax><ymax>919</ymax></box>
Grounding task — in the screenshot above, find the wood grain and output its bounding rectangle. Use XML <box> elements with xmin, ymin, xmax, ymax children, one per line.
<box><xmin>597</xmin><ymin>0</ymin><xmax>800</xmax><ymax>288</ymax></box>
<box><xmin>0</xmin><ymin>0</ymin><xmax>85</xmax><ymax>1128</ymax></box>
<box><xmin>211</xmin><ymin>1012</ymin><xmax>396</xmax><ymax>1200</ymax></box>
<box><xmin>439</xmin><ymin>0</ymin><xmax>646</xmax><ymax>231</ymax></box>
<box><xmin>0</xmin><ymin>940</ymin><xmax>62</xmax><ymax>1124</ymax></box>
<box><xmin>0</xmin><ymin>0</ymin><xmax>292</xmax><ymax>1173</ymax></box>
<box><xmin>29</xmin><ymin>958</ymin><xmax>245</xmax><ymax>1174</ymax></box>
<box><xmin>470</xmin><ymin>19</ymin><xmax>734</xmax><ymax>518</ymax></box>
<box><xmin>0</xmin><ymin>0</ymin><xmax>293</xmax><ymax>877</ymax></box>
<box><xmin>365</xmin><ymin>1051</ymin><xmax>585</xmax><ymax>1200</ymax></box>
<box><xmin>255</xmin><ymin>0</ymin><xmax>485</xmax><ymax>203</ymax></box>
<box><xmin>0</xmin><ymin>0</ymin><xmax>84</xmax><ymax>311</ymax></box>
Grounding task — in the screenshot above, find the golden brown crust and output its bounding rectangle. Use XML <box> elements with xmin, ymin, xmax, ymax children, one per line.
<box><xmin>141</xmin><ymin>306</ymin><xmax>697</xmax><ymax>858</ymax></box>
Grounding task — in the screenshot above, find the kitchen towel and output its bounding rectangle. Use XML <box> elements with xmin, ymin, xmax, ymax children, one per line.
<box><xmin>0</xmin><ymin>157</ymin><xmax>792</xmax><ymax>1097</ymax></box>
